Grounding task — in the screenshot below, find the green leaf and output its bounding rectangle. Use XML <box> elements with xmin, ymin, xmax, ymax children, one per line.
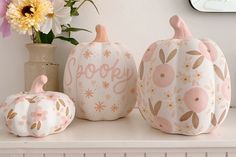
<box><xmin>65</xmin><ymin>0</ymin><xmax>76</xmax><ymax>7</ymax></box>
<box><xmin>71</xmin><ymin>7</ymin><xmax>79</xmax><ymax>16</ymax></box>
<box><xmin>63</xmin><ymin>27</ymin><xmax>91</xmax><ymax>33</ymax></box>
<box><xmin>76</xmin><ymin>0</ymin><xmax>99</xmax><ymax>15</ymax></box>
<box><xmin>39</xmin><ymin>31</ymin><xmax>55</xmax><ymax>44</ymax></box>
<box><xmin>34</xmin><ymin>32</ymin><xmax>41</xmax><ymax>43</ymax></box>
<box><xmin>56</xmin><ymin>36</ymin><xmax>79</xmax><ymax>45</ymax></box>
<box><xmin>85</xmin><ymin>0</ymin><xmax>99</xmax><ymax>14</ymax></box>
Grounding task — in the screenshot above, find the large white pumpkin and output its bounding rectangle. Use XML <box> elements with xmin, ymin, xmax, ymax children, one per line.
<box><xmin>64</xmin><ymin>25</ymin><xmax>137</xmax><ymax>121</ymax></box>
<box><xmin>1</xmin><ymin>75</ymin><xmax>75</xmax><ymax>137</ymax></box>
<box><xmin>137</xmin><ymin>15</ymin><xmax>231</xmax><ymax>135</ymax></box>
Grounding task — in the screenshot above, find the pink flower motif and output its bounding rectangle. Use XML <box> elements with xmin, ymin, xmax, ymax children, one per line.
<box><xmin>0</xmin><ymin>0</ymin><xmax>11</xmax><ymax>37</ymax></box>
<box><xmin>143</xmin><ymin>43</ymin><xmax>157</xmax><ymax>62</ymax></box>
<box><xmin>199</xmin><ymin>41</ymin><xmax>217</xmax><ymax>62</ymax></box>
<box><xmin>184</xmin><ymin>87</ymin><xmax>209</xmax><ymax>113</ymax></box>
<box><xmin>153</xmin><ymin>64</ymin><xmax>175</xmax><ymax>87</ymax></box>
<box><xmin>31</xmin><ymin>107</ymin><xmax>48</xmax><ymax>121</ymax></box>
<box><xmin>221</xmin><ymin>78</ymin><xmax>231</xmax><ymax>101</ymax></box>
<box><xmin>153</xmin><ymin>116</ymin><xmax>173</xmax><ymax>133</ymax></box>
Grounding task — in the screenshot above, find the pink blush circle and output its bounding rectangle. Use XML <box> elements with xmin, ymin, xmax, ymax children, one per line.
<box><xmin>153</xmin><ymin>116</ymin><xmax>173</xmax><ymax>133</ymax></box>
<box><xmin>153</xmin><ymin>64</ymin><xmax>175</xmax><ymax>87</ymax></box>
<box><xmin>184</xmin><ymin>87</ymin><xmax>209</xmax><ymax>113</ymax></box>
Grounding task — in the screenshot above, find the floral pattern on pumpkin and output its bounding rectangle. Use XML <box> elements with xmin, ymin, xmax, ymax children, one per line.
<box><xmin>138</xmin><ymin>39</ymin><xmax>231</xmax><ymax>135</ymax></box>
<box><xmin>3</xmin><ymin>91</ymin><xmax>75</xmax><ymax>137</ymax></box>
<box><xmin>153</xmin><ymin>49</ymin><xmax>177</xmax><ymax>88</ymax></box>
<box><xmin>64</xmin><ymin>44</ymin><xmax>137</xmax><ymax>121</ymax></box>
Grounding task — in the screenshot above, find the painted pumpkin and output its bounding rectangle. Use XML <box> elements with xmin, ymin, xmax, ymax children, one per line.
<box><xmin>137</xmin><ymin>15</ymin><xmax>231</xmax><ymax>135</ymax></box>
<box><xmin>2</xmin><ymin>75</ymin><xmax>75</xmax><ymax>137</ymax></box>
<box><xmin>64</xmin><ymin>25</ymin><xmax>137</xmax><ymax>121</ymax></box>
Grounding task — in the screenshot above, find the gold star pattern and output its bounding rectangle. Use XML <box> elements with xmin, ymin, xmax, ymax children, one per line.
<box><xmin>103</xmin><ymin>81</ymin><xmax>110</xmax><ymax>89</ymax></box>
<box><xmin>83</xmin><ymin>50</ymin><xmax>93</xmax><ymax>59</ymax></box>
<box><xmin>94</xmin><ymin>102</ymin><xmax>106</xmax><ymax>112</ymax></box>
<box><xmin>111</xmin><ymin>104</ymin><xmax>118</xmax><ymax>112</ymax></box>
<box><xmin>84</xmin><ymin>89</ymin><xmax>94</xmax><ymax>98</ymax></box>
<box><xmin>103</xmin><ymin>50</ymin><xmax>111</xmax><ymax>58</ymax></box>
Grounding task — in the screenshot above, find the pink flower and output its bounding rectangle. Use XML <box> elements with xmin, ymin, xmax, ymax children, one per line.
<box><xmin>31</xmin><ymin>108</ymin><xmax>48</xmax><ymax>121</ymax></box>
<box><xmin>0</xmin><ymin>0</ymin><xmax>11</xmax><ymax>37</ymax></box>
<box><xmin>153</xmin><ymin>116</ymin><xmax>173</xmax><ymax>133</ymax></box>
<box><xmin>153</xmin><ymin>64</ymin><xmax>175</xmax><ymax>87</ymax></box>
<box><xmin>184</xmin><ymin>87</ymin><xmax>209</xmax><ymax>113</ymax></box>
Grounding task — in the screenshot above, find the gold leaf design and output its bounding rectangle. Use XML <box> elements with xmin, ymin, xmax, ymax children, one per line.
<box><xmin>59</xmin><ymin>99</ymin><xmax>66</xmax><ymax>107</ymax></box>
<box><xmin>214</xmin><ymin>65</ymin><xmax>224</xmax><ymax>81</ymax></box>
<box><xmin>54</xmin><ymin>127</ymin><xmax>62</xmax><ymax>132</ymax></box>
<box><xmin>139</xmin><ymin>61</ymin><xmax>144</xmax><ymax>80</ymax></box>
<box><xmin>211</xmin><ymin>113</ymin><xmax>217</xmax><ymax>126</ymax></box>
<box><xmin>148</xmin><ymin>99</ymin><xmax>155</xmax><ymax>116</ymax></box>
<box><xmin>192</xmin><ymin>56</ymin><xmax>204</xmax><ymax>69</ymax></box>
<box><xmin>224</xmin><ymin>64</ymin><xmax>228</xmax><ymax>79</ymax></box>
<box><xmin>138</xmin><ymin>108</ymin><xmax>146</xmax><ymax>120</ymax></box>
<box><xmin>37</xmin><ymin>121</ymin><xmax>41</xmax><ymax>130</ymax></box>
<box><xmin>8</xmin><ymin>112</ymin><xmax>17</xmax><ymax>119</ymax></box>
<box><xmin>66</xmin><ymin>107</ymin><xmax>69</xmax><ymax>116</ymax></box>
<box><xmin>179</xmin><ymin>111</ymin><xmax>193</xmax><ymax>121</ymax></box>
<box><xmin>159</xmin><ymin>49</ymin><xmax>165</xmax><ymax>64</ymax></box>
<box><xmin>7</xmin><ymin>109</ymin><xmax>13</xmax><ymax>119</ymax></box>
<box><xmin>166</xmin><ymin>49</ymin><xmax>177</xmax><ymax>63</ymax></box>
<box><xmin>148</xmin><ymin>99</ymin><xmax>161</xmax><ymax>116</ymax></box>
<box><xmin>218</xmin><ymin>109</ymin><xmax>227</xmax><ymax>124</ymax></box>
<box><xmin>31</xmin><ymin>123</ymin><xmax>37</xmax><ymax>129</ymax></box>
<box><xmin>154</xmin><ymin>101</ymin><xmax>161</xmax><ymax>116</ymax></box>
<box><xmin>56</xmin><ymin>101</ymin><xmax>60</xmax><ymax>111</ymax></box>
<box><xmin>26</xmin><ymin>96</ymin><xmax>37</xmax><ymax>103</ymax></box>
<box><xmin>186</xmin><ymin>51</ymin><xmax>201</xmax><ymax>55</ymax></box>
<box><xmin>192</xmin><ymin>112</ymin><xmax>199</xmax><ymax>129</ymax></box>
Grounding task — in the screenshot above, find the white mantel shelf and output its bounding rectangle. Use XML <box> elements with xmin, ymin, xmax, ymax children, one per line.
<box><xmin>1</xmin><ymin>109</ymin><xmax>236</xmax><ymax>157</ymax></box>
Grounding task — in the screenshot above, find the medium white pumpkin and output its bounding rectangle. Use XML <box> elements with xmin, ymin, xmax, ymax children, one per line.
<box><xmin>2</xmin><ymin>75</ymin><xmax>75</xmax><ymax>137</ymax></box>
<box><xmin>64</xmin><ymin>25</ymin><xmax>137</xmax><ymax>121</ymax></box>
<box><xmin>137</xmin><ymin>15</ymin><xmax>231</xmax><ymax>135</ymax></box>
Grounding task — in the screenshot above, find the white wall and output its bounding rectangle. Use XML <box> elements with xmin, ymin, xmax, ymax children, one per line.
<box><xmin>0</xmin><ymin>0</ymin><xmax>236</xmax><ymax>107</ymax></box>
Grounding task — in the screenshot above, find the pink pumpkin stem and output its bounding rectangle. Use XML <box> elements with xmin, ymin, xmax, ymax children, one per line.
<box><xmin>93</xmin><ymin>24</ymin><xmax>109</xmax><ymax>42</ymax></box>
<box><xmin>170</xmin><ymin>15</ymin><xmax>192</xmax><ymax>39</ymax></box>
<box><xmin>30</xmin><ymin>75</ymin><xmax>48</xmax><ymax>93</ymax></box>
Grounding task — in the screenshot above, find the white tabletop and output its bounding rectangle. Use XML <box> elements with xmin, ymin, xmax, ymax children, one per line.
<box><xmin>0</xmin><ymin>109</ymin><xmax>235</xmax><ymax>149</ymax></box>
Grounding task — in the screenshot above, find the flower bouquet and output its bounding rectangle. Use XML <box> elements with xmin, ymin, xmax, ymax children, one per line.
<box><xmin>0</xmin><ymin>0</ymin><xmax>98</xmax><ymax>44</ymax></box>
<box><xmin>0</xmin><ymin>0</ymin><xmax>98</xmax><ymax>91</ymax></box>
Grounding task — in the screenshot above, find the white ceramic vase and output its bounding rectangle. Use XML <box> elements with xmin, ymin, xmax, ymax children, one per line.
<box><xmin>24</xmin><ymin>43</ymin><xmax>59</xmax><ymax>91</ymax></box>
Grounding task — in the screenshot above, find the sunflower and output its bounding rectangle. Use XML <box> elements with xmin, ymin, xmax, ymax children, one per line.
<box><xmin>6</xmin><ymin>0</ymin><xmax>53</xmax><ymax>35</ymax></box>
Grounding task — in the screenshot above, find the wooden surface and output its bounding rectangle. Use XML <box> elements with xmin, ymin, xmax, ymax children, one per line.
<box><xmin>0</xmin><ymin>108</ymin><xmax>236</xmax><ymax>149</ymax></box>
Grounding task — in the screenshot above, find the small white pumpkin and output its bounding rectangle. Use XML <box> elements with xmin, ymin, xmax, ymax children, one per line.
<box><xmin>137</xmin><ymin>15</ymin><xmax>231</xmax><ymax>135</ymax></box>
<box><xmin>64</xmin><ymin>25</ymin><xmax>137</xmax><ymax>121</ymax></box>
<box><xmin>2</xmin><ymin>75</ymin><xmax>75</xmax><ymax>137</ymax></box>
